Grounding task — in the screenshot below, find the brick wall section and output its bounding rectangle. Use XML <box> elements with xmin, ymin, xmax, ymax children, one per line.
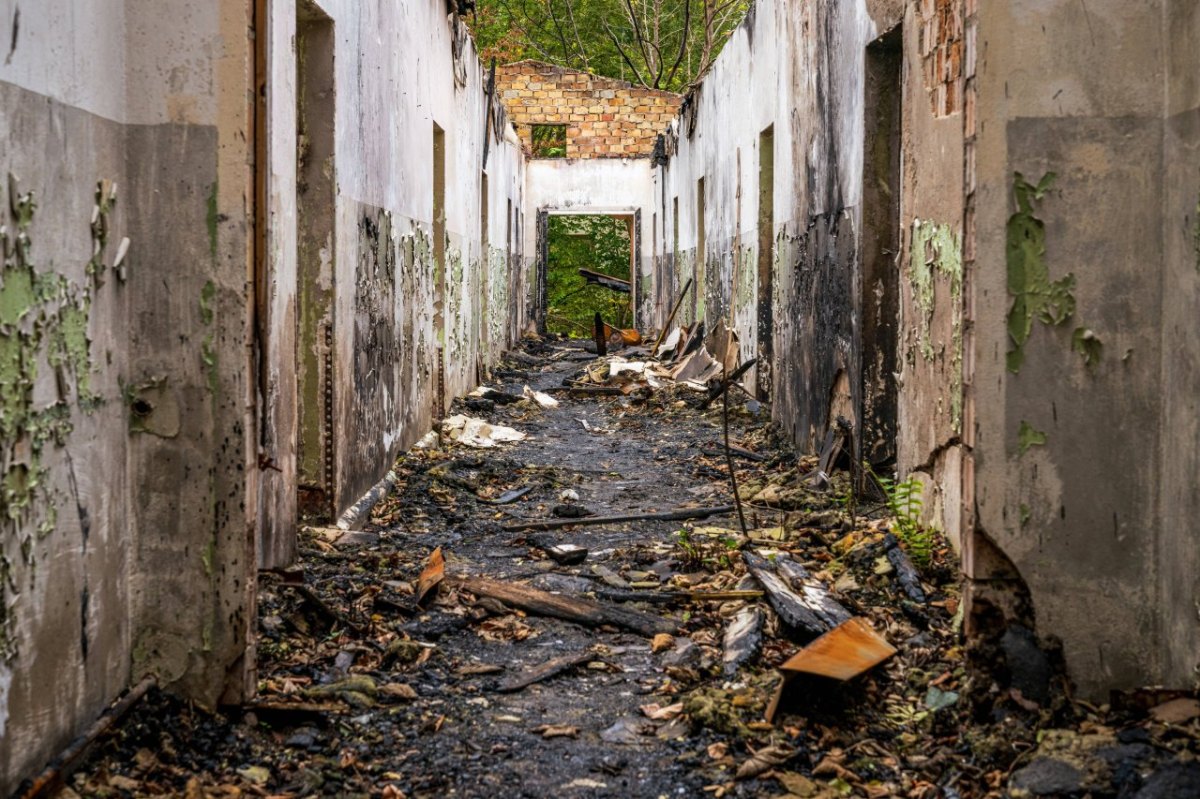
<box><xmin>497</xmin><ymin>60</ymin><xmax>683</xmax><ymax>158</ymax></box>
<box><xmin>918</xmin><ymin>0</ymin><xmax>964</xmax><ymax>117</ymax></box>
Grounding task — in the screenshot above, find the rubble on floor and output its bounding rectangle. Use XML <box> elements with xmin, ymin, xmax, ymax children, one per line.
<box><xmin>61</xmin><ymin>336</ymin><xmax>1198</xmax><ymax>799</ymax></box>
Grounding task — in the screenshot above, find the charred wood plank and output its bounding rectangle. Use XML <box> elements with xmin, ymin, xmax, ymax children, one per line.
<box><xmin>742</xmin><ymin>551</ymin><xmax>851</xmax><ymax>636</ymax></box>
<box><xmin>884</xmin><ymin>533</ymin><xmax>927</xmax><ymax>603</ymax></box>
<box><xmin>495</xmin><ymin>650</ymin><xmax>595</xmax><ymax>692</ymax></box>
<box><xmin>454</xmin><ymin>576</ymin><xmax>676</xmax><ymax>637</ymax></box>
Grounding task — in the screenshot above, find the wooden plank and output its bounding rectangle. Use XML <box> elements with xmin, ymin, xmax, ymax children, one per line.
<box><xmin>741</xmin><ymin>551</ymin><xmax>827</xmax><ymax>635</ymax></box>
<box><xmin>774</xmin><ymin>555</ymin><xmax>852</xmax><ymax>630</ymax></box>
<box><xmin>455</xmin><ymin>576</ymin><xmax>676</xmax><ymax>637</ymax></box>
<box><xmin>495</xmin><ymin>650</ymin><xmax>595</xmax><ymax>693</ymax></box>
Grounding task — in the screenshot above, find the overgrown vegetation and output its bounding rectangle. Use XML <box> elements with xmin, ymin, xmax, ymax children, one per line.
<box><xmin>876</xmin><ymin>474</ymin><xmax>935</xmax><ymax>568</ymax></box>
<box><xmin>468</xmin><ymin>0</ymin><xmax>751</xmax><ymax>92</ymax></box>
<box><xmin>546</xmin><ymin>215</ymin><xmax>634</xmax><ymax>336</ymax></box>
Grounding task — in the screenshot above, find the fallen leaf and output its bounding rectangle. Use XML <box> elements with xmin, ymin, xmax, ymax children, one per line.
<box><xmin>477</xmin><ymin>614</ymin><xmax>536</xmax><ymax>642</ymax></box>
<box><xmin>415</xmin><ymin>547</ymin><xmax>445</xmax><ymax>606</ymax></box>
<box><xmin>237</xmin><ymin>765</ymin><xmax>270</xmax><ymax>785</ymax></box>
<box><xmin>651</xmin><ymin>633</ymin><xmax>675</xmax><ymax>653</ymax></box>
<box><xmin>640</xmin><ymin>701</ymin><xmax>685</xmax><ymax>720</ymax></box>
<box><xmin>533</xmin><ymin>724</ymin><xmax>579</xmax><ymax>738</ymax></box>
<box><xmin>736</xmin><ymin>745</ymin><xmax>796</xmax><ymax>780</ymax></box>
<box><xmin>707</xmin><ymin>741</ymin><xmax>729</xmax><ymax>760</ymax></box>
<box><xmin>380</xmin><ymin>683</ymin><xmax>418</xmax><ymax>701</ymax></box>
<box><xmin>1150</xmin><ymin>697</ymin><xmax>1200</xmax><ymax>725</ymax></box>
<box><xmin>108</xmin><ymin>775</ymin><xmax>141</xmax><ymax>791</ymax></box>
<box><xmin>776</xmin><ymin>771</ymin><xmax>821</xmax><ymax>797</ymax></box>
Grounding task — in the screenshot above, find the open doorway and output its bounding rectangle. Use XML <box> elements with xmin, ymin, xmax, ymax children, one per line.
<box><xmin>295</xmin><ymin>0</ymin><xmax>336</xmax><ymax>520</ymax></box>
<box><xmin>541</xmin><ymin>214</ymin><xmax>636</xmax><ymax>338</ymax></box>
<box><xmin>859</xmin><ymin>26</ymin><xmax>902</xmax><ymax>468</ymax></box>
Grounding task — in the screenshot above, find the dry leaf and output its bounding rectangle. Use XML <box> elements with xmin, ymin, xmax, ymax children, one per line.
<box><xmin>735</xmin><ymin>745</ymin><xmax>796</xmax><ymax>780</ymax></box>
<box><xmin>1150</xmin><ymin>697</ymin><xmax>1200</xmax><ymax>724</ymax></box>
<box><xmin>651</xmin><ymin>633</ymin><xmax>675</xmax><ymax>653</ymax></box>
<box><xmin>640</xmin><ymin>701</ymin><xmax>685</xmax><ymax>720</ymax></box>
<box><xmin>380</xmin><ymin>683</ymin><xmax>418</xmax><ymax>701</ymax></box>
<box><xmin>415</xmin><ymin>547</ymin><xmax>445</xmax><ymax>606</ymax></box>
<box><xmin>533</xmin><ymin>724</ymin><xmax>579</xmax><ymax>738</ymax></box>
<box><xmin>707</xmin><ymin>741</ymin><xmax>729</xmax><ymax>760</ymax></box>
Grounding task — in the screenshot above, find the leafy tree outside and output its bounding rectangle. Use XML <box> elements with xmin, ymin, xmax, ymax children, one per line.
<box><xmin>468</xmin><ymin>0</ymin><xmax>750</xmax><ymax>93</ymax></box>
<box><xmin>546</xmin><ymin>215</ymin><xmax>635</xmax><ymax>336</ymax></box>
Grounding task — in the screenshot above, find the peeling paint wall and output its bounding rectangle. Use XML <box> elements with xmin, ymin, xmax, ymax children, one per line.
<box><xmin>650</xmin><ymin>0</ymin><xmax>965</xmax><ymax>544</ymax></box>
<box><xmin>266</xmin><ymin>0</ymin><xmax>530</xmax><ymax>524</ymax></box>
<box><xmin>969</xmin><ymin>0</ymin><xmax>1200</xmax><ymax>697</ymax></box>
<box><xmin>0</xmin><ymin>0</ymin><xmax>256</xmax><ymax>789</ymax></box>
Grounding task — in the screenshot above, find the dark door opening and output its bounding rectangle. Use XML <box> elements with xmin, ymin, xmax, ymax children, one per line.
<box><xmin>756</xmin><ymin>125</ymin><xmax>775</xmax><ymax>400</ymax></box>
<box><xmin>432</xmin><ymin>123</ymin><xmax>446</xmax><ymax>417</ymax></box>
<box><xmin>540</xmin><ymin>214</ymin><xmax>635</xmax><ymax>338</ymax></box>
<box><xmin>295</xmin><ymin>0</ymin><xmax>336</xmax><ymax>520</ymax></box>
<box><xmin>859</xmin><ymin>26</ymin><xmax>902</xmax><ymax>468</ymax></box>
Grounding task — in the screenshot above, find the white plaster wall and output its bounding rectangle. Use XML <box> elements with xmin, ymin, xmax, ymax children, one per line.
<box><xmin>0</xmin><ymin>0</ymin><xmax>126</xmax><ymax>122</ymax></box>
<box><xmin>524</xmin><ymin>158</ymin><xmax>656</xmax><ymax>255</ymax></box>
<box><xmin>268</xmin><ymin>0</ymin><xmax>529</xmax><ymax>514</ymax></box>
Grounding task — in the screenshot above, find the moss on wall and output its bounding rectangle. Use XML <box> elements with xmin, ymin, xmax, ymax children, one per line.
<box><xmin>0</xmin><ymin>175</ymin><xmax>104</xmax><ymax>658</ymax></box>
<box><xmin>1005</xmin><ymin>172</ymin><xmax>1076</xmax><ymax>373</ymax></box>
<box><xmin>909</xmin><ymin>220</ymin><xmax>964</xmax><ymax>432</ymax></box>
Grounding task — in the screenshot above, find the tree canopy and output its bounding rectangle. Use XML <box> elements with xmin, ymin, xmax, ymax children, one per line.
<box><xmin>468</xmin><ymin>0</ymin><xmax>750</xmax><ymax>93</ymax></box>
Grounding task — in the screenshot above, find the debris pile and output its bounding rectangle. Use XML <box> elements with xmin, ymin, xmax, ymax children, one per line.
<box><xmin>61</xmin><ymin>336</ymin><xmax>1199</xmax><ymax>799</ymax></box>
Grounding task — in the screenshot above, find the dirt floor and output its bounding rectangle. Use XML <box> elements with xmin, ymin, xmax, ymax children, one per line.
<box><xmin>59</xmin><ymin>339</ymin><xmax>1200</xmax><ymax>799</ymax></box>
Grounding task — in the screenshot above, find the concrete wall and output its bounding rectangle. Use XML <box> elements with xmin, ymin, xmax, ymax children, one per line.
<box><xmin>267</xmin><ymin>0</ymin><xmax>530</xmax><ymax>534</ymax></box>
<box><xmin>650</xmin><ymin>0</ymin><xmax>966</xmax><ymax>539</ymax></box>
<box><xmin>498</xmin><ymin>61</ymin><xmax>682</xmax><ymax>158</ymax></box>
<box><xmin>0</xmin><ymin>0</ymin><xmax>256</xmax><ymax>789</ymax></box>
<box><xmin>0</xmin><ymin>0</ymin><xmax>529</xmax><ymax>788</ymax></box>
<box><xmin>968</xmin><ymin>0</ymin><xmax>1200</xmax><ymax>697</ymax></box>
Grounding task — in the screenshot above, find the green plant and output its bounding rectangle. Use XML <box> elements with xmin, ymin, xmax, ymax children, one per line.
<box><xmin>875</xmin><ymin>473</ymin><xmax>935</xmax><ymax>568</ymax></box>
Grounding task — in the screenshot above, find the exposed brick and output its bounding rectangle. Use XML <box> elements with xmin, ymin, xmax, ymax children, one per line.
<box><xmin>497</xmin><ymin>60</ymin><xmax>682</xmax><ymax>159</ymax></box>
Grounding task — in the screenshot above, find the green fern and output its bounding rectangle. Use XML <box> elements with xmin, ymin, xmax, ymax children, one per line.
<box><xmin>875</xmin><ymin>474</ymin><xmax>935</xmax><ymax>568</ymax></box>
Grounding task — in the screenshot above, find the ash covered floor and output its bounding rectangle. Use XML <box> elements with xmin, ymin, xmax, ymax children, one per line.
<box><xmin>63</xmin><ymin>340</ymin><xmax>1200</xmax><ymax>799</ymax></box>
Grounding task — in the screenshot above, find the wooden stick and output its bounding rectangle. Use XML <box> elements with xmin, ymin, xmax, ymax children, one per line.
<box><xmin>454</xmin><ymin>576</ymin><xmax>676</xmax><ymax>637</ymax></box>
<box><xmin>723</xmin><ymin>362</ymin><xmax>749</xmax><ymax>537</ymax></box>
<box><xmin>700</xmin><ymin>358</ymin><xmax>757</xmax><ymax>409</ymax></box>
<box><xmin>18</xmin><ymin>675</ymin><xmax>157</xmax><ymax>799</ymax></box>
<box><xmin>502</xmin><ymin>504</ymin><xmax>736</xmax><ymax>532</ymax></box>
<box><xmin>651</xmin><ymin>277</ymin><xmax>694</xmax><ymax>355</ymax></box>
<box><xmin>496</xmin><ymin>650</ymin><xmax>595</xmax><ymax>692</ymax></box>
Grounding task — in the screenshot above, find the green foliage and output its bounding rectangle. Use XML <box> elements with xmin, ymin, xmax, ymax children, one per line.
<box><xmin>673</xmin><ymin>527</ymin><xmax>740</xmax><ymax>571</ymax></box>
<box><xmin>531</xmin><ymin>124</ymin><xmax>567</xmax><ymax>158</ymax></box>
<box><xmin>546</xmin><ymin>215</ymin><xmax>634</xmax><ymax>336</ymax></box>
<box><xmin>876</xmin><ymin>473</ymin><xmax>935</xmax><ymax>568</ymax></box>
<box><xmin>468</xmin><ymin>0</ymin><xmax>751</xmax><ymax>93</ymax></box>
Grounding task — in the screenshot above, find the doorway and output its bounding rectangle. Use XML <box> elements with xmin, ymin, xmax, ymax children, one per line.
<box><xmin>756</xmin><ymin>125</ymin><xmax>775</xmax><ymax>400</ymax></box>
<box><xmin>859</xmin><ymin>26</ymin><xmax>902</xmax><ymax>467</ymax></box>
<box><xmin>540</xmin><ymin>213</ymin><xmax>637</xmax><ymax>338</ymax></box>
<box><xmin>295</xmin><ymin>0</ymin><xmax>336</xmax><ymax>520</ymax></box>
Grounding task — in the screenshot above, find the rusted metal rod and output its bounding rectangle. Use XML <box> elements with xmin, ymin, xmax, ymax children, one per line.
<box><xmin>19</xmin><ymin>675</ymin><xmax>157</xmax><ymax>799</ymax></box>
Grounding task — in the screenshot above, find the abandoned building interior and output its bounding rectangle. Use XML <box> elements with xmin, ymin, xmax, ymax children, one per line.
<box><xmin>1</xmin><ymin>0</ymin><xmax>1198</xmax><ymax>795</ymax></box>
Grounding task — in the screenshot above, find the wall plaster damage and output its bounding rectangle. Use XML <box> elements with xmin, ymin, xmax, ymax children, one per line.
<box><xmin>1</xmin><ymin>0</ymin><xmax>1199</xmax><ymax>790</ymax></box>
<box><xmin>0</xmin><ymin>0</ymin><xmax>529</xmax><ymax>789</ymax></box>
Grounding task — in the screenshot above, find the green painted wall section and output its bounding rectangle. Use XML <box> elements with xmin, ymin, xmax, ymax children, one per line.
<box><xmin>0</xmin><ymin>176</ymin><xmax>104</xmax><ymax>658</ymax></box>
<box><xmin>909</xmin><ymin>219</ymin><xmax>964</xmax><ymax>432</ymax></box>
